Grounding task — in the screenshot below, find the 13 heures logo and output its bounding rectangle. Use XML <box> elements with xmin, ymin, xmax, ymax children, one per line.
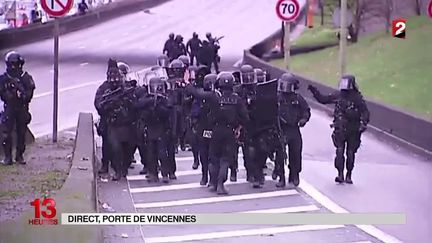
<box><xmin>392</xmin><ymin>18</ymin><xmax>406</xmax><ymax>39</ymax></box>
<box><xmin>29</xmin><ymin>198</ymin><xmax>58</xmax><ymax>225</ymax></box>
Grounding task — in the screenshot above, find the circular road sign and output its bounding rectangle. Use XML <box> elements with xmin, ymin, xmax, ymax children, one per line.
<box><xmin>276</xmin><ymin>0</ymin><xmax>300</xmax><ymax>22</ymax></box>
<box><xmin>40</xmin><ymin>0</ymin><xmax>73</xmax><ymax>17</ymax></box>
<box><xmin>428</xmin><ymin>0</ymin><xmax>432</xmax><ymax>18</ymax></box>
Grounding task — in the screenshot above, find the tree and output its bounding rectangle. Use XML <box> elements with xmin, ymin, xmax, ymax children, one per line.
<box><xmin>414</xmin><ymin>0</ymin><xmax>422</xmax><ymax>15</ymax></box>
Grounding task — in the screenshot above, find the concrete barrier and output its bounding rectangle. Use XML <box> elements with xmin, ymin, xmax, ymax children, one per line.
<box><xmin>0</xmin><ymin>0</ymin><xmax>171</xmax><ymax>49</ymax></box>
<box><xmin>243</xmin><ymin>49</ymin><xmax>432</xmax><ymax>158</ymax></box>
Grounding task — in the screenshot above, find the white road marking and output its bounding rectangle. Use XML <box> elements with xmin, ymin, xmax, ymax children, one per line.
<box><xmin>129</xmin><ymin>175</ymin><xmax>273</xmax><ymax>193</ymax></box>
<box><xmin>127</xmin><ymin>170</ymin><xmax>201</xmax><ymax>180</ymax></box>
<box><xmin>77</xmin><ymin>45</ymin><xmax>86</xmax><ymax>49</ymax></box>
<box><xmin>348</xmin><ymin>241</ymin><xmax>373</xmax><ymax>243</ymax></box>
<box><xmin>299</xmin><ymin>180</ymin><xmax>403</xmax><ymax>243</ymax></box>
<box><xmin>134</xmin><ymin>190</ymin><xmax>298</xmax><ymax>209</ymax></box>
<box><xmin>144</xmin><ymin>224</ymin><xmax>344</xmax><ymax>243</ymax></box>
<box><xmin>33</xmin><ymin>81</ymin><xmax>102</xmax><ymax>98</ymax></box>
<box><xmin>242</xmin><ymin>205</ymin><xmax>320</xmax><ymax>213</ymax></box>
<box><xmin>80</xmin><ymin>62</ymin><xmax>89</xmax><ymax>66</ymax></box>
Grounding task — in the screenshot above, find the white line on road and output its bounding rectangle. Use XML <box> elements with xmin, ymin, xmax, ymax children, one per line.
<box><xmin>78</xmin><ymin>45</ymin><xmax>86</xmax><ymax>49</ymax></box>
<box><xmin>348</xmin><ymin>241</ymin><xmax>373</xmax><ymax>243</ymax></box>
<box><xmin>134</xmin><ymin>190</ymin><xmax>298</xmax><ymax>209</ymax></box>
<box><xmin>130</xmin><ymin>175</ymin><xmax>274</xmax><ymax>193</ymax></box>
<box><xmin>127</xmin><ymin>169</ymin><xmax>202</xmax><ymax>180</ymax></box>
<box><xmin>299</xmin><ymin>180</ymin><xmax>403</xmax><ymax>243</ymax></box>
<box><xmin>80</xmin><ymin>62</ymin><xmax>89</xmax><ymax>66</ymax></box>
<box><xmin>241</xmin><ymin>205</ymin><xmax>320</xmax><ymax>213</ymax></box>
<box><xmin>33</xmin><ymin>80</ymin><xmax>101</xmax><ymax>99</ymax></box>
<box><xmin>144</xmin><ymin>224</ymin><xmax>344</xmax><ymax>243</ymax></box>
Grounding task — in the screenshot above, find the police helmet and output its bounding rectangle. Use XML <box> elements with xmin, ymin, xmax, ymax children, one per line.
<box><xmin>254</xmin><ymin>68</ymin><xmax>266</xmax><ymax>83</ymax></box>
<box><xmin>240</xmin><ymin>64</ymin><xmax>256</xmax><ymax>84</ymax></box>
<box><xmin>277</xmin><ymin>73</ymin><xmax>299</xmax><ymax>93</ymax></box>
<box><xmin>175</xmin><ymin>35</ymin><xmax>183</xmax><ymax>42</ymax></box>
<box><xmin>338</xmin><ymin>74</ymin><xmax>358</xmax><ymax>91</ymax></box>
<box><xmin>206</xmin><ymin>32</ymin><xmax>212</xmax><ymax>38</ymax></box>
<box><xmin>148</xmin><ymin>76</ymin><xmax>166</xmax><ymax>95</ymax></box>
<box><xmin>157</xmin><ymin>55</ymin><xmax>170</xmax><ymax>67</ymax></box>
<box><xmin>170</xmin><ymin>59</ymin><xmax>184</xmax><ymax>68</ymax></box>
<box><xmin>193</xmin><ymin>32</ymin><xmax>198</xmax><ymax>38</ymax></box>
<box><xmin>195</xmin><ymin>65</ymin><xmax>210</xmax><ymax>87</ymax></box>
<box><xmin>117</xmin><ymin>61</ymin><xmax>130</xmax><ymax>76</ymax></box>
<box><xmin>169</xmin><ymin>33</ymin><xmax>175</xmax><ymax>39</ymax></box>
<box><xmin>203</xmin><ymin>73</ymin><xmax>218</xmax><ymax>91</ymax></box>
<box><xmin>178</xmin><ymin>55</ymin><xmax>190</xmax><ymax>67</ymax></box>
<box><xmin>5</xmin><ymin>51</ymin><xmax>25</xmax><ymax>70</ymax></box>
<box><xmin>217</xmin><ymin>72</ymin><xmax>235</xmax><ymax>90</ymax></box>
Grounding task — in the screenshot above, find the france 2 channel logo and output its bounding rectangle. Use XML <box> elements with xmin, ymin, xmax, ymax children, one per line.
<box><xmin>29</xmin><ymin>198</ymin><xmax>58</xmax><ymax>225</ymax></box>
<box><xmin>392</xmin><ymin>18</ymin><xmax>406</xmax><ymax>39</ymax></box>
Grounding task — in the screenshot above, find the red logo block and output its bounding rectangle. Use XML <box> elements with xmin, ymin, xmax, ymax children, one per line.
<box><xmin>392</xmin><ymin>19</ymin><xmax>406</xmax><ymax>39</ymax></box>
<box><xmin>29</xmin><ymin>198</ymin><xmax>58</xmax><ymax>225</ymax></box>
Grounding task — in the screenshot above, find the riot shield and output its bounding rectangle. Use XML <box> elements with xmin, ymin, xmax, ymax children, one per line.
<box><xmin>253</xmin><ymin>79</ymin><xmax>278</xmax><ymax>128</ymax></box>
<box><xmin>165</xmin><ymin>67</ymin><xmax>186</xmax><ymax>80</ymax></box>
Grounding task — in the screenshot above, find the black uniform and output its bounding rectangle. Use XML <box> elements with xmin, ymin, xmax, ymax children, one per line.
<box><xmin>94</xmin><ymin>81</ymin><xmax>113</xmax><ymax>174</ymax></box>
<box><xmin>308</xmin><ymin>75</ymin><xmax>369</xmax><ymax>184</ymax></box>
<box><xmin>197</xmin><ymin>41</ymin><xmax>215</xmax><ymax>71</ymax></box>
<box><xmin>163</xmin><ymin>36</ymin><xmax>176</xmax><ymax>62</ymax></box>
<box><xmin>133</xmin><ymin>85</ymin><xmax>150</xmax><ymax>175</ymax></box>
<box><xmin>136</xmin><ymin>92</ymin><xmax>172</xmax><ymax>182</ymax></box>
<box><xmin>94</xmin><ymin>60</ymin><xmax>136</xmax><ymax>181</ymax></box>
<box><xmin>0</xmin><ymin>68</ymin><xmax>35</xmax><ymax>165</ymax></box>
<box><xmin>186</xmin><ymin>34</ymin><xmax>202</xmax><ymax>66</ymax></box>
<box><xmin>277</xmin><ymin>75</ymin><xmax>310</xmax><ymax>187</ymax></box>
<box><xmin>206</xmin><ymin>72</ymin><xmax>249</xmax><ymax>194</ymax></box>
<box><xmin>172</xmin><ymin>36</ymin><xmax>187</xmax><ymax>60</ymax></box>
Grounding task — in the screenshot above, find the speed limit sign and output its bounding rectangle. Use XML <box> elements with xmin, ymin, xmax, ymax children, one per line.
<box><xmin>276</xmin><ymin>0</ymin><xmax>300</xmax><ymax>22</ymax></box>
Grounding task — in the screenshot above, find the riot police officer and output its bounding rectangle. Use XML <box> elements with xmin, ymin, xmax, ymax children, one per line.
<box><xmin>186</xmin><ymin>32</ymin><xmax>202</xmax><ymax>66</ymax></box>
<box><xmin>0</xmin><ymin>51</ymin><xmax>35</xmax><ymax>165</ymax></box>
<box><xmin>187</xmin><ymin>72</ymin><xmax>249</xmax><ymax>194</ymax></box>
<box><xmin>135</xmin><ymin>76</ymin><xmax>172</xmax><ymax>182</ymax></box>
<box><xmin>308</xmin><ymin>75</ymin><xmax>369</xmax><ymax>184</ymax></box>
<box><xmin>276</xmin><ymin>73</ymin><xmax>311</xmax><ymax>187</ymax></box>
<box><xmin>163</xmin><ymin>33</ymin><xmax>176</xmax><ymax>62</ymax></box>
<box><xmin>94</xmin><ymin>59</ymin><xmax>136</xmax><ymax>181</ymax></box>
<box><xmin>172</xmin><ymin>35</ymin><xmax>187</xmax><ymax>60</ymax></box>
<box><xmin>233</xmin><ymin>64</ymin><xmax>257</xmax><ymax>183</ymax></box>
<box><xmin>186</xmin><ymin>66</ymin><xmax>212</xmax><ymax>179</ymax></box>
<box><xmin>178</xmin><ymin>55</ymin><xmax>190</xmax><ymax>68</ymax></box>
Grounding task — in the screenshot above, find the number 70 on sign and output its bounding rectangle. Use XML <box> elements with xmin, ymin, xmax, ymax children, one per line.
<box><xmin>276</xmin><ymin>0</ymin><xmax>300</xmax><ymax>22</ymax></box>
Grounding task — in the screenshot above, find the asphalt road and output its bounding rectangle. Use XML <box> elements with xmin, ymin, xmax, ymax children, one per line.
<box><xmin>2</xmin><ymin>0</ymin><xmax>431</xmax><ymax>242</ymax></box>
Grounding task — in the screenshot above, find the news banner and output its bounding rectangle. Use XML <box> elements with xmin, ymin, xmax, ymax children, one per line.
<box><xmin>28</xmin><ymin>198</ymin><xmax>406</xmax><ymax>226</ymax></box>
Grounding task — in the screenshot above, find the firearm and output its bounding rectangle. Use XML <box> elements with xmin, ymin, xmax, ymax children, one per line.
<box><xmin>100</xmin><ymin>86</ymin><xmax>135</xmax><ymax>108</ymax></box>
<box><xmin>6</xmin><ymin>76</ymin><xmax>26</xmax><ymax>99</ymax></box>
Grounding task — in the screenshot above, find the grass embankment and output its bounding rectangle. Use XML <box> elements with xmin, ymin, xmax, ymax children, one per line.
<box><xmin>272</xmin><ymin>16</ymin><xmax>432</xmax><ymax>120</ymax></box>
<box><xmin>292</xmin><ymin>12</ymin><xmax>338</xmax><ymax>47</ymax></box>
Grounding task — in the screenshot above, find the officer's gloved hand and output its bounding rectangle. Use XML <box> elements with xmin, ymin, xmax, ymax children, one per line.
<box><xmin>307</xmin><ymin>85</ymin><xmax>317</xmax><ymax>93</ymax></box>
<box><xmin>359</xmin><ymin>122</ymin><xmax>367</xmax><ymax>133</ymax></box>
<box><xmin>298</xmin><ymin>119</ymin><xmax>307</xmax><ymax>127</ymax></box>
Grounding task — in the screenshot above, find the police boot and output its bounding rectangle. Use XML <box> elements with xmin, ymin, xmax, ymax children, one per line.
<box><xmin>162</xmin><ymin>175</ymin><xmax>169</xmax><ymax>183</ymax></box>
<box><xmin>335</xmin><ymin>170</ymin><xmax>344</xmax><ymax>183</ymax></box>
<box><xmin>99</xmin><ymin>163</ymin><xmax>109</xmax><ymax>174</ymax></box>
<box><xmin>200</xmin><ymin>173</ymin><xmax>208</xmax><ymax>186</ymax></box>
<box><xmin>112</xmin><ymin>171</ymin><xmax>122</xmax><ymax>181</ymax></box>
<box><xmin>276</xmin><ymin>174</ymin><xmax>286</xmax><ymax>188</ymax></box>
<box><xmin>139</xmin><ymin>167</ymin><xmax>148</xmax><ymax>175</ymax></box>
<box><xmin>192</xmin><ymin>159</ymin><xmax>199</xmax><ymax>170</ymax></box>
<box><xmin>230</xmin><ymin>169</ymin><xmax>237</xmax><ymax>182</ymax></box>
<box><xmin>15</xmin><ymin>154</ymin><xmax>26</xmax><ymax>165</ymax></box>
<box><xmin>216</xmin><ymin>182</ymin><xmax>228</xmax><ymax>195</ymax></box>
<box><xmin>272</xmin><ymin>169</ymin><xmax>278</xmax><ymax>180</ymax></box>
<box><xmin>147</xmin><ymin>174</ymin><xmax>159</xmax><ymax>183</ymax></box>
<box><xmin>1</xmin><ymin>155</ymin><xmax>13</xmax><ymax>166</ymax></box>
<box><xmin>292</xmin><ymin>172</ymin><xmax>300</xmax><ymax>187</ymax></box>
<box><xmin>345</xmin><ymin>171</ymin><xmax>353</xmax><ymax>184</ymax></box>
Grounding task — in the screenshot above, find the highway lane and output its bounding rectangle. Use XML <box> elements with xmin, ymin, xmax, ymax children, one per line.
<box><xmin>1</xmin><ymin>0</ymin><xmax>431</xmax><ymax>242</ymax></box>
